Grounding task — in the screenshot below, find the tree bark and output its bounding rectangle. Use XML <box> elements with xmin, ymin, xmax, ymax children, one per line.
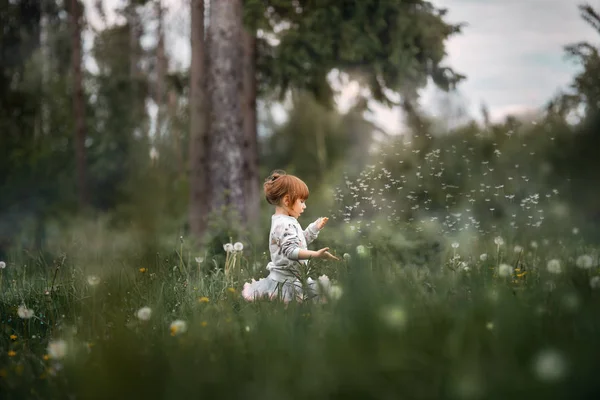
<box><xmin>70</xmin><ymin>0</ymin><xmax>88</xmax><ymax>209</ymax></box>
<box><xmin>241</xmin><ymin>26</ymin><xmax>260</xmax><ymax>225</ymax></box>
<box><xmin>208</xmin><ymin>0</ymin><xmax>246</xmax><ymax>226</ymax></box>
<box><xmin>189</xmin><ymin>0</ymin><xmax>209</xmax><ymax>242</ymax></box>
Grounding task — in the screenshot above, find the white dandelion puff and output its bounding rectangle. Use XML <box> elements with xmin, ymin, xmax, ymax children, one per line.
<box><xmin>530</xmin><ymin>241</ymin><xmax>538</xmax><ymax>249</ymax></box>
<box><xmin>233</xmin><ymin>242</ymin><xmax>244</xmax><ymax>252</ymax></box>
<box><xmin>47</xmin><ymin>339</ymin><xmax>68</xmax><ymax>360</ymax></box>
<box><xmin>576</xmin><ymin>254</ymin><xmax>593</xmax><ymax>269</ymax></box>
<box><xmin>356</xmin><ymin>245</ymin><xmax>367</xmax><ymax>257</ymax></box>
<box><xmin>17</xmin><ymin>305</ymin><xmax>34</xmax><ymax>319</ymax></box>
<box><xmin>589</xmin><ymin>276</ymin><xmax>600</xmax><ymax>289</ymax></box>
<box><xmin>513</xmin><ymin>245</ymin><xmax>523</xmax><ymax>253</ymax></box>
<box><xmin>87</xmin><ymin>275</ymin><xmax>101</xmax><ymax>286</ymax></box>
<box><xmin>547</xmin><ymin>259</ymin><xmax>561</xmax><ymax>274</ymax></box>
<box><xmin>498</xmin><ymin>264</ymin><xmax>513</xmax><ymax>278</ymax></box>
<box><xmin>169</xmin><ymin>319</ymin><xmax>188</xmax><ymax>336</ymax></box>
<box><xmin>533</xmin><ymin>349</ymin><xmax>567</xmax><ymax>382</ymax></box>
<box><xmin>479</xmin><ymin>253</ymin><xmax>488</xmax><ymax>262</ymax></box>
<box><xmin>136</xmin><ymin>306</ymin><xmax>152</xmax><ymax>321</ymax></box>
<box><xmin>0</xmin><ymin>261</ymin><xmax>5</xmax><ymax>269</ymax></box>
<box><xmin>451</xmin><ymin>242</ymin><xmax>460</xmax><ymax>249</ymax></box>
<box><xmin>494</xmin><ymin>236</ymin><xmax>505</xmax><ymax>246</ymax></box>
<box><xmin>223</xmin><ymin>243</ymin><xmax>234</xmax><ymax>253</ymax></box>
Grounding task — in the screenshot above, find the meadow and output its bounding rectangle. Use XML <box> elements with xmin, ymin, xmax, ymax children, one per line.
<box><xmin>1</xmin><ymin>210</ymin><xmax>599</xmax><ymax>399</ymax></box>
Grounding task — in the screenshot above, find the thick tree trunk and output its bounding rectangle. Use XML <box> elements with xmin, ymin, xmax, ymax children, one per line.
<box><xmin>70</xmin><ymin>0</ymin><xmax>88</xmax><ymax>208</ymax></box>
<box><xmin>241</xmin><ymin>27</ymin><xmax>260</xmax><ymax>225</ymax></box>
<box><xmin>207</xmin><ymin>0</ymin><xmax>246</xmax><ymax>226</ymax></box>
<box><xmin>189</xmin><ymin>0</ymin><xmax>209</xmax><ymax>242</ymax></box>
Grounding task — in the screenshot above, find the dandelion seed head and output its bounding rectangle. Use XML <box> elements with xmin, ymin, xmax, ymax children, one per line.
<box><xmin>494</xmin><ymin>236</ymin><xmax>504</xmax><ymax>246</ymax></box>
<box><xmin>233</xmin><ymin>242</ymin><xmax>244</xmax><ymax>252</ymax></box>
<box><xmin>223</xmin><ymin>243</ymin><xmax>234</xmax><ymax>253</ymax></box>
<box><xmin>0</xmin><ymin>261</ymin><xmax>5</xmax><ymax>269</ymax></box>
<box><xmin>498</xmin><ymin>264</ymin><xmax>513</xmax><ymax>278</ymax></box>
<box><xmin>136</xmin><ymin>306</ymin><xmax>152</xmax><ymax>321</ymax></box>
<box><xmin>17</xmin><ymin>305</ymin><xmax>34</xmax><ymax>319</ymax></box>
<box><xmin>576</xmin><ymin>254</ymin><xmax>593</xmax><ymax>269</ymax></box>
<box><xmin>479</xmin><ymin>253</ymin><xmax>488</xmax><ymax>262</ymax></box>
<box><xmin>87</xmin><ymin>275</ymin><xmax>101</xmax><ymax>286</ymax></box>
<box><xmin>170</xmin><ymin>320</ymin><xmax>188</xmax><ymax>336</ymax></box>
<box><xmin>547</xmin><ymin>259</ymin><xmax>561</xmax><ymax>274</ymax></box>
<box><xmin>589</xmin><ymin>276</ymin><xmax>600</xmax><ymax>289</ymax></box>
<box><xmin>47</xmin><ymin>339</ymin><xmax>68</xmax><ymax>360</ymax></box>
<box><xmin>533</xmin><ymin>349</ymin><xmax>567</xmax><ymax>382</ymax></box>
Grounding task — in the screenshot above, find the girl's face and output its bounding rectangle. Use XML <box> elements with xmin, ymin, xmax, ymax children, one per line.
<box><xmin>285</xmin><ymin>197</ymin><xmax>306</xmax><ymax>218</ymax></box>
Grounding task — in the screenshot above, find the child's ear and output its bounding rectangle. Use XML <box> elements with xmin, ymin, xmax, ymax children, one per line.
<box><xmin>282</xmin><ymin>195</ymin><xmax>290</xmax><ymax>207</ymax></box>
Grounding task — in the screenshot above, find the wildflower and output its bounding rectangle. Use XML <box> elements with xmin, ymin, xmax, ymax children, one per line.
<box><xmin>87</xmin><ymin>275</ymin><xmax>101</xmax><ymax>286</ymax></box>
<box><xmin>223</xmin><ymin>243</ymin><xmax>234</xmax><ymax>253</ymax></box>
<box><xmin>10</xmin><ymin>335</ymin><xmax>17</xmax><ymax>340</ymax></box>
<box><xmin>169</xmin><ymin>320</ymin><xmax>187</xmax><ymax>336</ymax></box>
<box><xmin>329</xmin><ymin>285</ymin><xmax>343</xmax><ymax>300</ymax></box>
<box><xmin>576</xmin><ymin>254</ymin><xmax>593</xmax><ymax>269</ymax></box>
<box><xmin>532</xmin><ymin>349</ymin><xmax>567</xmax><ymax>382</ymax></box>
<box><xmin>245</xmin><ymin>326</ymin><xmax>251</xmax><ymax>332</ymax></box>
<box><xmin>547</xmin><ymin>259</ymin><xmax>561</xmax><ymax>274</ymax></box>
<box><xmin>198</xmin><ymin>296</ymin><xmax>209</xmax><ymax>303</ymax></box>
<box><xmin>47</xmin><ymin>339</ymin><xmax>68</xmax><ymax>360</ymax></box>
<box><xmin>227</xmin><ymin>287</ymin><xmax>236</xmax><ymax>294</ymax></box>
<box><xmin>8</xmin><ymin>350</ymin><xmax>16</xmax><ymax>357</ymax></box>
<box><xmin>513</xmin><ymin>245</ymin><xmax>523</xmax><ymax>253</ymax></box>
<box><xmin>486</xmin><ymin>322</ymin><xmax>494</xmax><ymax>330</ymax></box>
<box><xmin>200</xmin><ymin>321</ymin><xmax>208</xmax><ymax>327</ymax></box>
<box><xmin>530</xmin><ymin>241</ymin><xmax>538</xmax><ymax>249</ymax></box>
<box><xmin>494</xmin><ymin>236</ymin><xmax>504</xmax><ymax>246</ymax></box>
<box><xmin>343</xmin><ymin>253</ymin><xmax>351</xmax><ymax>261</ymax></box>
<box><xmin>43</xmin><ymin>354</ymin><xmax>50</xmax><ymax>360</ymax></box>
<box><xmin>451</xmin><ymin>242</ymin><xmax>460</xmax><ymax>249</ymax></box>
<box><xmin>136</xmin><ymin>307</ymin><xmax>152</xmax><ymax>321</ymax></box>
<box><xmin>233</xmin><ymin>242</ymin><xmax>244</xmax><ymax>252</ymax></box>
<box><xmin>17</xmin><ymin>305</ymin><xmax>34</xmax><ymax>319</ymax></box>
<box><xmin>479</xmin><ymin>253</ymin><xmax>488</xmax><ymax>262</ymax></box>
<box><xmin>356</xmin><ymin>245</ymin><xmax>367</xmax><ymax>257</ymax></box>
<box><xmin>195</xmin><ymin>257</ymin><xmax>204</xmax><ymax>264</ymax></box>
<box><xmin>139</xmin><ymin>268</ymin><xmax>147</xmax><ymax>273</ymax></box>
<box><xmin>590</xmin><ymin>276</ymin><xmax>600</xmax><ymax>289</ymax></box>
<box><xmin>380</xmin><ymin>305</ymin><xmax>407</xmax><ymax>329</ymax></box>
<box><xmin>0</xmin><ymin>261</ymin><xmax>5</xmax><ymax>269</ymax></box>
<box><xmin>572</xmin><ymin>227</ymin><xmax>579</xmax><ymax>235</ymax></box>
<box><xmin>498</xmin><ymin>264</ymin><xmax>513</xmax><ymax>278</ymax></box>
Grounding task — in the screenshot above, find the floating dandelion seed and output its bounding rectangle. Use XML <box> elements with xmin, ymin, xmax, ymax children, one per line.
<box><xmin>233</xmin><ymin>242</ymin><xmax>244</xmax><ymax>252</ymax></box>
<box><xmin>498</xmin><ymin>264</ymin><xmax>513</xmax><ymax>278</ymax></box>
<box><xmin>223</xmin><ymin>243</ymin><xmax>234</xmax><ymax>253</ymax></box>
<box><xmin>17</xmin><ymin>305</ymin><xmax>34</xmax><ymax>319</ymax></box>
<box><xmin>87</xmin><ymin>275</ymin><xmax>101</xmax><ymax>286</ymax></box>
<box><xmin>136</xmin><ymin>307</ymin><xmax>152</xmax><ymax>321</ymax></box>
<box><xmin>547</xmin><ymin>259</ymin><xmax>561</xmax><ymax>274</ymax></box>
<box><xmin>576</xmin><ymin>255</ymin><xmax>593</xmax><ymax>269</ymax></box>
<box><xmin>47</xmin><ymin>339</ymin><xmax>68</xmax><ymax>360</ymax></box>
<box><xmin>169</xmin><ymin>320</ymin><xmax>188</xmax><ymax>336</ymax></box>
<box><xmin>533</xmin><ymin>349</ymin><xmax>567</xmax><ymax>382</ymax></box>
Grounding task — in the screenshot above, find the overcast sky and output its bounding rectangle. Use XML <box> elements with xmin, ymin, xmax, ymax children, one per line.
<box><xmin>85</xmin><ymin>0</ymin><xmax>599</xmax><ymax>133</ymax></box>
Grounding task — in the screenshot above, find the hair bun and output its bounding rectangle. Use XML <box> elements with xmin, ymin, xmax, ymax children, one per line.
<box><xmin>265</xmin><ymin>169</ymin><xmax>287</xmax><ymax>183</ymax></box>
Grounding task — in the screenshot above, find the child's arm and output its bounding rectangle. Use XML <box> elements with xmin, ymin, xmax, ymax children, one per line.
<box><xmin>297</xmin><ymin>248</ymin><xmax>339</xmax><ymax>261</ymax></box>
<box><xmin>303</xmin><ymin>217</ymin><xmax>329</xmax><ymax>245</ymax></box>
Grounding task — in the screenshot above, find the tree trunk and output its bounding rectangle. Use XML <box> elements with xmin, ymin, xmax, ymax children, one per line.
<box><xmin>155</xmin><ymin>0</ymin><xmax>167</xmax><ymax>136</ymax></box>
<box><xmin>208</xmin><ymin>0</ymin><xmax>246</xmax><ymax>226</ymax></box>
<box><xmin>70</xmin><ymin>0</ymin><xmax>88</xmax><ymax>209</ymax></box>
<box><xmin>241</xmin><ymin>26</ymin><xmax>260</xmax><ymax>225</ymax></box>
<box><xmin>189</xmin><ymin>0</ymin><xmax>209</xmax><ymax>242</ymax></box>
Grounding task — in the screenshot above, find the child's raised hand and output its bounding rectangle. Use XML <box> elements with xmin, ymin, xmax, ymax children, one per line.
<box><xmin>314</xmin><ymin>247</ymin><xmax>339</xmax><ymax>261</ymax></box>
<box><xmin>316</xmin><ymin>217</ymin><xmax>329</xmax><ymax>230</ymax></box>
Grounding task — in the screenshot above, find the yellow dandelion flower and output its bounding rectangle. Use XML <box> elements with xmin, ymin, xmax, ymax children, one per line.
<box><xmin>10</xmin><ymin>334</ymin><xmax>17</xmax><ymax>340</ymax></box>
<box><xmin>227</xmin><ymin>287</ymin><xmax>236</xmax><ymax>294</ymax></box>
<box><xmin>43</xmin><ymin>354</ymin><xmax>50</xmax><ymax>361</ymax></box>
<box><xmin>139</xmin><ymin>268</ymin><xmax>147</xmax><ymax>273</ymax></box>
<box><xmin>8</xmin><ymin>350</ymin><xmax>16</xmax><ymax>357</ymax></box>
<box><xmin>517</xmin><ymin>271</ymin><xmax>527</xmax><ymax>278</ymax></box>
<box><xmin>201</xmin><ymin>321</ymin><xmax>208</xmax><ymax>327</ymax></box>
<box><xmin>198</xmin><ymin>296</ymin><xmax>209</xmax><ymax>303</ymax></box>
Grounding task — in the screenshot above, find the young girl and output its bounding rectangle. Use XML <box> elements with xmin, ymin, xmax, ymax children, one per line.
<box><xmin>242</xmin><ymin>170</ymin><xmax>339</xmax><ymax>302</ymax></box>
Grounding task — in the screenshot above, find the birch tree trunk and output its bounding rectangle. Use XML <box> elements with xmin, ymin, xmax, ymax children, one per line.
<box><xmin>189</xmin><ymin>0</ymin><xmax>209</xmax><ymax>241</ymax></box>
<box><xmin>207</xmin><ymin>0</ymin><xmax>246</xmax><ymax>226</ymax></box>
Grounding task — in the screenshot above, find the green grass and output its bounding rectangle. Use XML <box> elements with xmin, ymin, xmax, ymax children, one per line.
<box><xmin>1</xmin><ymin>230</ymin><xmax>600</xmax><ymax>400</ymax></box>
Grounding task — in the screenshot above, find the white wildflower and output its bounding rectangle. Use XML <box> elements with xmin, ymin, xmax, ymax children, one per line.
<box><xmin>572</xmin><ymin>227</ymin><xmax>579</xmax><ymax>235</ymax></box>
<box><xmin>533</xmin><ymin>349</ymin><xmax>567</xmax><ymax>382</ymax></box>
<box><xmin>590</xmin><ymin>276</ymin><xmax>600</xmax><ymax>289</ymax></box>
<box><xmin>479</xmin><ymin>253</ymin><xmax>488</xmax><ymax>262</ymax></box>
<box><xmin>0</xmin><ymin>261</ymin><xmax>5</xmax><ymax>269</ymax></box>
<box><xmin>547</xmin><ymin>259</ymin><xmax>561</xmax><ymax>274</ymax></box>
<box><xmin>513</xmin><ymin>245</ymin><xmax>523</xmax><ymax>253</ymax></box>
<box><xmin>169</xmin><ymin>319</ymin><xmax>188</xmax><ymax>336</ymax></box>
<box><xmin>498</xmin><ymin>264</ymin><xmax>513</xmax><ymax>278</ymax></box>
<box><xmin>451</xmin><ymin>242</ymin><xmax>460</xmax><ymax>249</ymax></box>
<box><xmin>343</xmin><ymin>253</ymin><xmax>351</xmax><ymax>261</ymax></box>
<box><xmin>87</xmin><ymin>275</ymin><xmax>101</xmax><ymax>286</ymax></box>
<box><xmin>195</xmin><ymin>256</ymin><xmax>204</xmax><ymax>264</ymax></box>
<box><xmin>530</xmin><ymin>241</ymin><xmax>538</xmax><ymax>249</ymax></box>
<box><xmin>223</xmin><ymin>243</ymin><xmax>234</xmax><ymax>253</ymax></box>
<box><xmin>576</xmin><ymin>254</ymin><xmax>593</xmax><ymax>269</ymax></box>
<box><xmin>233</xmin><ymin>242</ymin><xmax>244</xmax><ymax>252</ymax></box>
<box><xmin>47</xmin><ymin>339</ymin><xmax>68</xmax><ymax>360</ymax></box>
<box><xmin>356</xmin><ymin>245</ymin><xmax>367</xmax><ymax>257</ymax></box>
<box><xmin>136</xmin><ymin>306</ymin><xmax>152</xmax><ymax>321</ymax></box>
<box><xmin>494</xmin><ymin>236</ymin><xmax>504</xmax><ymax>246</ymax></box>
<box><xmin>17</xmin><ymin>305</ymin><xmax>34</xmax><ymax>319</ymax></box>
